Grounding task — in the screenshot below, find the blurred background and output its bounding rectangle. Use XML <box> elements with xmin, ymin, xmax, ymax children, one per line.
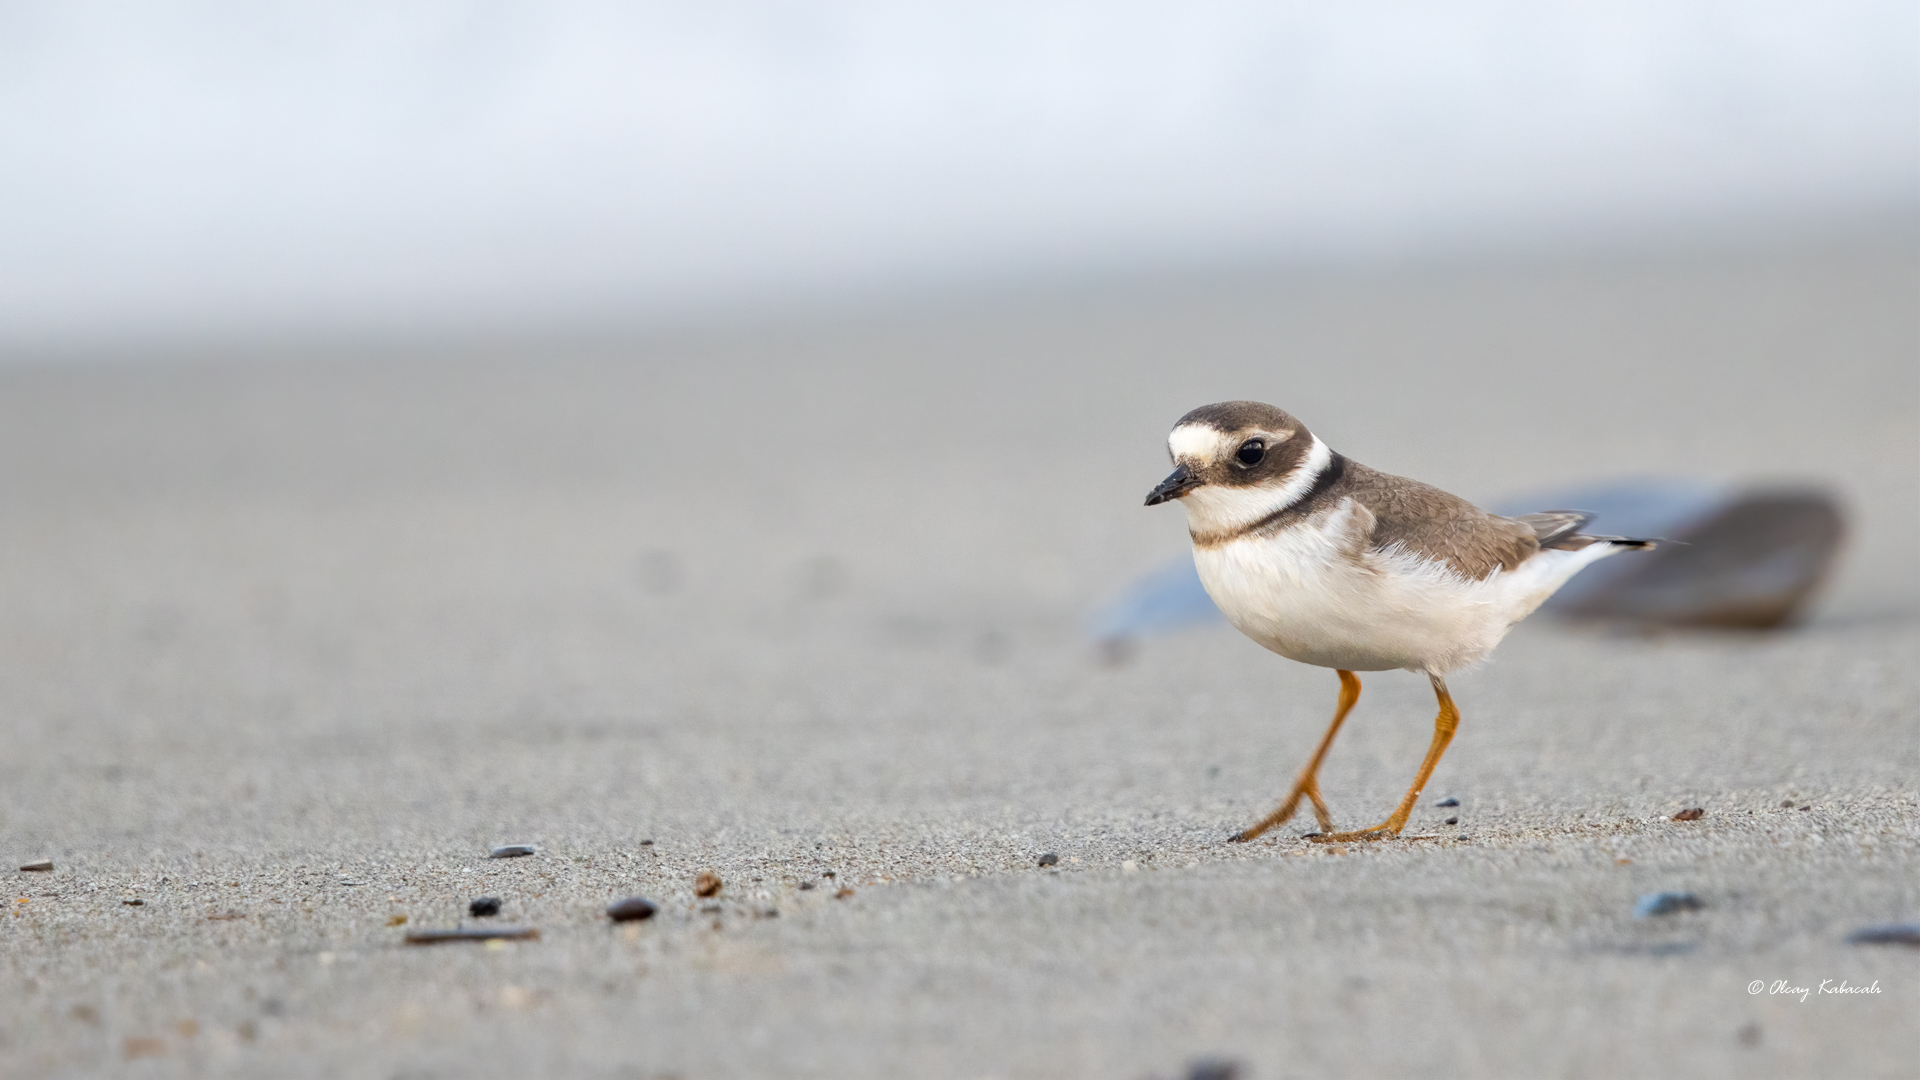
<box><xmin>1</xmin><ymin>0</ymin><xmax>1916</xmax><ymax>713</ymax></box>
<box><xmin>0</xmin><ymin>1</ymin><xmax>1914</xmax><ymax>692</ymax></box>
<box><xmin>1</xmin><ymin>1</ymin><xmax>1916</xmax><ymax>350</ymax></box>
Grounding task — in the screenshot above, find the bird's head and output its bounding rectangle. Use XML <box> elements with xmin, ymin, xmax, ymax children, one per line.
<box><xmin>1145</xmin><ymin>400</ymin><xmax>1330</xmax><ymax>538</ymax></box>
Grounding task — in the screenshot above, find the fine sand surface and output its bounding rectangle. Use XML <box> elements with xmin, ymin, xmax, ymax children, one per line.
<box><xmin>3</xmin><ymin>237</ymin><xmax>1917</xmax><ymax>1078</ymax></box>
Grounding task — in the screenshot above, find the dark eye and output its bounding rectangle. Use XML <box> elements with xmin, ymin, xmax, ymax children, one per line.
<box><xmin>1235</xmin><ymin>439</ymin><xmax>1265</xmax><ymax>466</ymax></box>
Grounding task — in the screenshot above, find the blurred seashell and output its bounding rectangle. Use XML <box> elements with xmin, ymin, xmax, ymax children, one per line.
<box><xmin>1492</xmin><ymin>481</ymin><xmax>1845</xmax><ymax>629</ymax></box>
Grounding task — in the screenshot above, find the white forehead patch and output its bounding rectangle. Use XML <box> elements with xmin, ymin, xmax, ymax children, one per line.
<box><xmin>1167</xmin><ymin>423</ymin><xmax>1227</xmax><ymax>463</ymax></box>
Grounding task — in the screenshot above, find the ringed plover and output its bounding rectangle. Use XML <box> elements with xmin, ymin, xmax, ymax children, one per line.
<box><xmin>1145</xmin><ymin>401</ymin><xmax>1653</xmax><ymax>842</ymax></box>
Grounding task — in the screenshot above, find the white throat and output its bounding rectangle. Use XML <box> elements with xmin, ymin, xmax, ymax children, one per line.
<box><xmin>1180</xmin><ymin>435</ymin><xmax>1333</xmax><ymax>537</ymax></box>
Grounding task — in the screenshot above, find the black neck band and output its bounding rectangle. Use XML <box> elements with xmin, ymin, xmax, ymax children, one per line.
<box><xmin>1238</xmin><ymin>451</ymin><xmax>1347</xmax><ymax>536</ymax></box>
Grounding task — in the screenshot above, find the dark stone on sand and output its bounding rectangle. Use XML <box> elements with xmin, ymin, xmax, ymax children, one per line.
<box><xmin>1435</xmin><ymin>797</ymin><xmax>1460</xmax><ymax>807</ymax></box>
<box><xmin>1672</xmin><ymin>807</ymin><xmax>1705</xmax><ymax>821</ymax></box>
<box><xmin>121</xmin><ymin>897</ymin><xmax>144</xmax><ymax>906</ymax></box>
<box><xmin>404</xmin><ymin>925</ymin><xmax>539</xmax><ymax>944</ymax></box>
<box><xmin>1634</xmin><ymin>891</ymin><xmax>1705</xmax><ymax>918</ymax></box>
<box><xmin>19</xmin><ymin>860</ymin><xmax>53</xmax><ymax>872</ymax></box>
<box><xmin>1444</xmin><ymin>817</ymin><xmax>1459</xmax><ymax>825</ymax></box>
<box><xmin>468</xmin><ymin>897</ymin><xmax>502</xmax><ymax>917</ymax></box>
<box><xmin>1186</xmin><ymin>1058</ymin><xmax>1243</xmax><ymax>1080</ymax></box>
<box><xmin>1037</xmin><ymin>852</ymin><xmax>1060</xmax><ymax>867</ymax></box>
<box><xmin>694</xmin><ymin>870</ymin><xmax>723</xmax><ymax>897</ymax></box>
<box><xmin>1845</xmin><ymin>923</ymin><xmax>1920</xmax><ymax>946</ymax></box>
<box><xmin>798</xmin><ymin>881</ymin><xmax>816</xmax><ymax>890</ymax></box>
<box><xmin>605</xmin><ymin>896</ymin><xmax>659</xmax><ymax>922</ymax></box>
<box><xmin>489</xmin><ymin>845</ymin><xmax>536</xmax><ymax>859</ymax></box>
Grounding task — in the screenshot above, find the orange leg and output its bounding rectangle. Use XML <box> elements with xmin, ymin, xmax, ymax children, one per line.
<box><xmin>1310</xmin><ymin>673</ymin><xmax>1459</xmax><ymax>843</ymax></box>
<box><xmin>1230</xmin><ymin>670</ymin><xmax>1361</xmax><ymax>842</ymax></box>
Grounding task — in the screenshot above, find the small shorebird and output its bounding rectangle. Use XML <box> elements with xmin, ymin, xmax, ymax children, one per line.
<box><xmin>1145</xmin><ymin>401</ymin><xmax>1652</xmax><ymax>842</ymax></box>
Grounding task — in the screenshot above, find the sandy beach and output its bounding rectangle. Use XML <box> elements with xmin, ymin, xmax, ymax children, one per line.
<box><xmin>3</xmin><ymin>236</ymin><xmax>1917</xmax><ymax>1078</ymax></box>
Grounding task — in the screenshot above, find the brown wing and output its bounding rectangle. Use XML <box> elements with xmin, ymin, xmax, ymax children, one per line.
<box><xmin>1339</xmin><ymin>460</ymin><xmax>1541</xmax><ymax>579</ymax></box>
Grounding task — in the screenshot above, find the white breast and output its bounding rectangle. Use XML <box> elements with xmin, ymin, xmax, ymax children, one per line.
<box><xmin>1191</xmin><ymin>498</ymin><xmax>1620</xmax><ymax>674</ymax></box>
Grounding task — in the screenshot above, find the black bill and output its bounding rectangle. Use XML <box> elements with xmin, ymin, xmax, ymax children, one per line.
<box><xmin>1144</xmin><ymin>463</ymin><xmax>1201</xmax><ymax>506</ymax></box>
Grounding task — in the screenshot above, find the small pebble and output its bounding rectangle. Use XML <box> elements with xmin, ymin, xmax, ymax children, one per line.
<box><xmin>1443</xmin><ymin>817</ymin><xmax>1459</xmax><ymax>825</ymax></box>
<box><xmin>638</xmin><ymin>839</ymin><xmax>655</xmax><ymax>846</ymax></box>
<box><xmin>798</xmin><ymin>881</ymin><xmax>816</xmax><ymax>891</ymax></box>
<box><xmin>468</xmin><ymin>897</ymin><xmax>502</xmax><ymax>918</ymax></box>
<box><xmin>121</xmin><ymin>897</ymin><xmax>144</xmax><ymax>906</ymax></box>
<box><xmin>1779</xmin><ymin>799</ymin><xmax>1795</xmax><ymax>808</ymax></box>
<box><xmin>694</xmin><ymin>871</ymin><xmax>723</xmax><ymax>898</ymax></box>
<box><xmin>1037</xmin><ymin>852</ymin><xmax>1060</xmax><ymax>867</ymax></box>
<box><xmin>489</xmin><ymin>845</ymin><xmax>536</xmax><ymax>859</ymax></box>
<box><xmin>122</xmin><ymin>1036</ymin><xmax>167</xmax><ymax>1061</ymax></box>
<box><xmin>403</xmin><ymin>926</ymin><xmax>539</xmax><ymax>944</ymax></box>
<box><xmin>19</xmin><ymin>860</ymin><xmax>53</xmax><ymax>872</ymax></box>
<box><xmin>1435</xmin><ymin>796</ymin><xmax>1460</xmax><ymax>808</ymax></box>
<box><xmin>1456</xmin><ymin>835</ymin><xmax>1470</xmax><ymax>841</ymax></box>
<box><xmin>605</xmin><ymin>897</ymin><xmax>659</xmax><ymax>922</ymax></box>
<box><xmin>1186</xmin><ymin>1058</ymin><xmax>1243</xmax><ymax>1080</ymax></box>
<box><xmin>1844</xmin><ymin>922</ymin><xmax>1920</xmax><ymax>946</ymax></box>
<box><xmin>1672</xmin><ymin>807</ymin><xmax>1705</xmax><ymax>821</ymax></box>
<box><xmin>1634</xmin><ymin>891</ymin><xmax>1705</xmax><ymax>918</ymax></box>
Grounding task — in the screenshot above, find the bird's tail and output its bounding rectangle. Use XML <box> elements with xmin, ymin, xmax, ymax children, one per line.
<box><xmin>1516</xmin><ymin>510</ymin><xmax>1659</xmax><ymax>551</ymax></box>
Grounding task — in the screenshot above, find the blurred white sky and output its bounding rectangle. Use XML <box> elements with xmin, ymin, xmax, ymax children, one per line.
<box><xmin>1</xmin><ymin>1</ymin><xmax>1915</xmax><ymax>351</ymax></box>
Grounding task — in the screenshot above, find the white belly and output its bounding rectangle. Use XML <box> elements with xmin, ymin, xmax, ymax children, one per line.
<box><xmin>1192</xmin><ymin>503</ymin><xmax>1617</xmax><ymax>674</ymax></box>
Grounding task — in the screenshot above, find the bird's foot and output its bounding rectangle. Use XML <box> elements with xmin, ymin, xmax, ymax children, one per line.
<box><xmin>1306</xmin><ymin>822</ymin><xmax>1399</xmax><ymax>843</ymax></box>
<box><xmin>1228</xmin><ymin>783</ymin><xmax>1333</xmax><ymax>843</ymax></box>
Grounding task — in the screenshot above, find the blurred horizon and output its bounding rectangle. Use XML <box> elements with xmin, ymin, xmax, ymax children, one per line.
<box><xmin>2</xmin><ymin>1</ymin><xmax>1916</xmax><ymax>357</ymax></box>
